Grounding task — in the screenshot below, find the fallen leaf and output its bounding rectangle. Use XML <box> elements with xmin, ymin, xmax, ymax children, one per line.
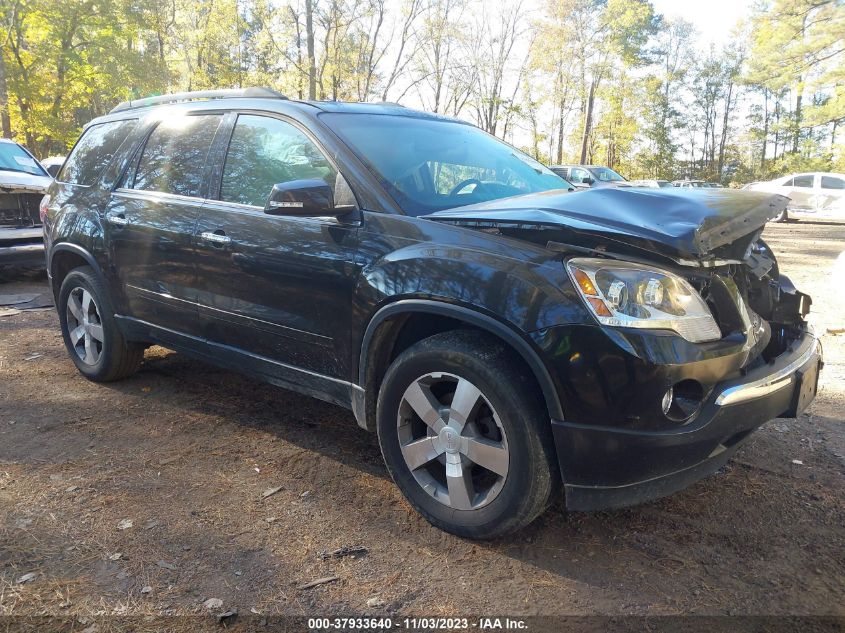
<box><xmin>116</xmin><ymin>518</ymin><xmax>133</xmax><ymax>530</ymax></box>
<box><xmin>141</xmin><ymin>586</ymin><xmax>153</xmax><ymax>594</ymax></box>
<box><xmin>203</xmin><ymin>598</ymin><xmax>223</xmax><ymax>610</ymax></box>
<box><xmin>108</xmin><ymin>553</ymin><xmax>123</xmax><ymax>561</ymax></box>
<box><xmin>157</xmin><ymin>560</ymin><xmax>176</xmax><ymax>571</ymax></box>
<box><xmin>16</xmin><ymin>572</ymin><xmax>37</xmax><ymax>584</ymax></box>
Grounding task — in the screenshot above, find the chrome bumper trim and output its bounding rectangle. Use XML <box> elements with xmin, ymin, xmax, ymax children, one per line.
<box><xmin>714</xmin><ymin>333</ymin><xmax>819</xmax><ymax>407</ymax></box>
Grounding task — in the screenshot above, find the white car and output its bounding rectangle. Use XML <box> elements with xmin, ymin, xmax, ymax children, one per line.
<box><xmin>745</xmin><ymin>172</ymin><xmax>845</xmax><ymax>222</ymax></box>
<box><xmin>628</xmin><ymin>179</ymin><xmax>674</xmax><ymax>188</ymax></box>
<box><xmin>40</xmin><ymin>155</ymin><xmax>66</xmax><ymax>178</ymax></box>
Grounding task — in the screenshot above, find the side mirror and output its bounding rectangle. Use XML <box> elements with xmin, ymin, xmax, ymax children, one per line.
<box><xmin>582</xmin><ymin>176</ymin><xmax>594</xmax><ymax>186</ymax></box>
<box><xmin>265</xmin><ymin>179</ymin><xmax>337</xmax><ymax>216</ymax></box>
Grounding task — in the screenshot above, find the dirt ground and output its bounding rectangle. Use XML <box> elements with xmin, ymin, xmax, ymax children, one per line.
<box><xmin>1</xmin><ymin>221</ymin><xmax>844</xmax><ymax>623</ymax></box>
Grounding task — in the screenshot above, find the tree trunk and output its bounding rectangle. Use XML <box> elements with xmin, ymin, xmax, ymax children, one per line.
<box><xmin>717</xmin><ymin>81</ymin><xmax>733</xmax><ymax>179</ymax></box>
<box><xmin>305</xmin><ymin>0</ymin><xmax>316</xmax><ymax>100</ymax></box>
<box><xmin>793</xmin><ymin>88</ymin><xmax>802</xmax><ymax>153</ymax></box>
<box><xmin>761</xmin><ymin>88</ymin><xmax>768</xmax><ymax>169</ymax></box>
<box><xmin>579</xmin><ymin>79</ymin><xmax>595</xmax><ymax>164</ymax></box>
<box><xmin>0</xmin><ymin>51</ymin><xmax>11</xmax><ymax>138</ymax></box>
<box><xmin>556</xmin><ymin>92</ymin><xmax>565</xmax><ymax>164</ymax></box>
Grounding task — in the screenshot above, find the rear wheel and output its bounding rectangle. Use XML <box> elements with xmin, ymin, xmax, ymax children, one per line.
<box><xmin>376</xmin><ymin>330</ymin><xmax>558</xmax><ymax>539</ymax></box>
<box><xmin>58</xmin><ymin>266</ymin><xmax>144</xmax><ymax>381</ymax></box>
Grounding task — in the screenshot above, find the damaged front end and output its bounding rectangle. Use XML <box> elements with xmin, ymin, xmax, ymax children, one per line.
<box><xmin>0</xmin><ymin>177</ymin><xmax>51</xmax><ymax>267</ymax></box>
<box><xmin>426</xmin><ymin>187</ymin><xmax>813</xmax><ymax>382</ymax></box>
<box><xmin>427</xmin><ymin>187</ymin><xmax>823</xmax><ymax>509</ymax></box>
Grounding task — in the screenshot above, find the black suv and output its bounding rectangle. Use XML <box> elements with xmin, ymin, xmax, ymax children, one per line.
<box><xmin>43</xmin><ymin>88</ymin><xmax>822</xmax><ymax>538</ymax></box>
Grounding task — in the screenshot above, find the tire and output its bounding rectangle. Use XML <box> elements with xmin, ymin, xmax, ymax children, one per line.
<box><xmin>58</xmin><ymin>265</ymin><xmax>144</xmax><ymax>382</ymax></box>
<box><xmin>376</xmin><ymin>330</ymin><xmax>559</xmax><ymax>539</ymax></box>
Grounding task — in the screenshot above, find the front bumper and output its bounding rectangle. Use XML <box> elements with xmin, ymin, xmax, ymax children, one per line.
<box><xmin>0</xmin><ymin>227</ymin><xmax>45</xmax><ymax>267</ymax></box>
<box><xmin>555</xmin><ymin>326</ymin><xmax>822</xmax><ymax>511</ymax></box>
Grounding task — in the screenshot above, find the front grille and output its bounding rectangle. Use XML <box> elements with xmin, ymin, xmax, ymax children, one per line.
<box><xmin>0</xmin><ymin>192</ymin><xmax>42</xmax><ymax>227</ymax></box>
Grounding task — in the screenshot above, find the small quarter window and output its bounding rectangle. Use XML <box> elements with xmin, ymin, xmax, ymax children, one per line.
<box><xmin>58</xmin><ymin>119</ymin><xmax>138</xmax><ymax>185</ymax></box>
<box><xmin>132</xmin><ymin>114</ymin><xmax>222</xmax><ymax>197</ymax></box>
<box><xmin>821</xmin><ymin>176</ymin><xmax>844</xmax><ymax>190</ymax></box>
<box><xmin>220</xmin><ymin>115</ymin><xmax>337</xmax><ymax>207</ymax></box>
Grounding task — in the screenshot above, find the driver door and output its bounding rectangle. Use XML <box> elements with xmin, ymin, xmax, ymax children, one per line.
<box><xmin>193</xmin><ymin>113</ymin><xmax>359</xmax><ymax>378</ymax></box>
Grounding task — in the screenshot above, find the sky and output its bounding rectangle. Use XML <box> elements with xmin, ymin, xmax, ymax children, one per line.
<box><xmin>651</xmin><ymin>0</ymin><xmax>756</xmax><ymax>48</ymax></box>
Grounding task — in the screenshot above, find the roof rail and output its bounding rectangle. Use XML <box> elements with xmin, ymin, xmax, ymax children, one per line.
<box><xmin>110</xmin><ymin>87</ymin><xmax>288</xmax><ymax>114</ymax></box>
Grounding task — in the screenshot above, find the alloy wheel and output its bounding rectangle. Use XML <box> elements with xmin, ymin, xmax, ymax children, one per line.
<box><xmin>66</xmin><ymin>287</ymin><xmax>104</xmax><ymax>365</ymax></box>
<box><xmin>397</xmin><ymin>372</ymin><xmax>509</xmax><ymax>510</ymax></box>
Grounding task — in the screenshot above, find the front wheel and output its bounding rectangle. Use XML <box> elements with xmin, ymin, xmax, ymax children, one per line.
<box><xmin>58</xmin><ymin>266</ymin><xmax>144</xmax><ymax>382</ymax></box>
<box><xmin>376</xmin><ymin>330</ymin><xmax>558</xmax><ymax>539</ymax></box>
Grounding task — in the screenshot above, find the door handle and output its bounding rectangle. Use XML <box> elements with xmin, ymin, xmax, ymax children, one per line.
<box><xmin>200</xmin><ymin>231</ymin><xmax>232</xmax><ymax>245</ymax></box>
<box><xmin>107</xmin><ymin>214</ymin><xmax>129</xmax><ymax>226</ymax></box>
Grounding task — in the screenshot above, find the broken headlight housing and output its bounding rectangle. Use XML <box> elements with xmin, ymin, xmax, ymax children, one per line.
<box><xmin>566</xmin><ymin>257</ymin><xmax>721</xmax><ymax>343</ymax></box>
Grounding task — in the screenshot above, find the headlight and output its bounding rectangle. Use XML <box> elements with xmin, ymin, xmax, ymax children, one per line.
<box><xmin>566</xmin><ymin>257</ymin><xmax>721</xmax><ymax>343</ymax></box>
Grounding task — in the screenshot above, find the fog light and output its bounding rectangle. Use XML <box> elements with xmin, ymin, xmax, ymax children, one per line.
<box><xmin>662</xmin><ymin>387</ymin><xmax>673</xmax><ymax>415</ymax></box>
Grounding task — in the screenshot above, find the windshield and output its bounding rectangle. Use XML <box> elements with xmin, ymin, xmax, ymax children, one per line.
<box><xmin>322</xmin><ymin>113</ymin><xmax>569</xmax><ymax>216</ymax></box>
<box><xmin>0</xmin><ymin>143</ymin><xmax>48</xmax><ymax>177</ymax></box>
<box><xmin>590</xmin><ymin>166</ymin><xmax>626</xmax><ymax>182</ymax></box>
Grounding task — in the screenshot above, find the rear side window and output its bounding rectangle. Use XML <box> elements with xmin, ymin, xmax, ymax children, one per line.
<box><xmin>821</xmin><ymin>175</ymin><xmax>844</xmax><ymax>190</ymax></box>
<box><xmin>131</xmin><ymin>114</ymin><xmax>222</xmax><ymax>198</ymax></box>
<box><xmin>58</xmin><ymin>119</ymin><xmax>137</xmax><ymax>185</ymax></box>
<box><xmin>793</xmin><ymin>175</ymin><xmax>814</xmax><ymax>188</ymax></box>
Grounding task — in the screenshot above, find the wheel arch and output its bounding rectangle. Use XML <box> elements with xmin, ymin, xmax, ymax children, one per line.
<box><xmin>48</xmin><ymin>243</ymin><xmax>105</xmax><ymax>300</ymax></box>
<box><xmin>354</xmin><ymin>299</ymin><xmax>565</xmax><ymax>431</ymax></box>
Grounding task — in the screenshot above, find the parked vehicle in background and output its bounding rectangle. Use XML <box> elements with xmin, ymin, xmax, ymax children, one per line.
<box><xmin>0</xmin><ymin>138</ymin><xmax>52</xmax><ymax>267</ymax></box>
<box><xmin>628</xmin><ymin>179</ymin><xmax>673</xmax><ymax>188</ymax></box>
<box><xmin>41</xmin><ymin>156</ymin><xmax>66</xmax><ymax>178</ymax></box>
<box><xmin>549</xmin><ymin>164</ymin><xmax>630</xmax><ymax>188</ymax></box>
<box><xmin>744</xmin><ymin>172</ymin><xmax>845</xmax><ymax>222</ymax></box>
<box><xmin>43</xmin><ymin>89</ymin><xmax>821</xmax><ymax>538</ymax></box>
<box><xmin>673</xmin><ymin>180</ymin><xmax>720</xmax><ymax>188</ymax></box>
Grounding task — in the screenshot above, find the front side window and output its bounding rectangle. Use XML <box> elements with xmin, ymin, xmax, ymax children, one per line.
<box><xmin>570</xmin><ymin>168</ymin><xmax>590</xmax><ymax>184</ymax></box>
<box><xmin>58</xmin><ymin>119</ymin><xmax>137</xmax><ymax>185</ymax></box>
<box><xmin>132</xmin><ymin>114</ymin><xmax>222</xmax><ymax>197</ymax></box>
<box><xmin>322</xmin><ymin>113</ymin><xmax>567</xmax><ymax>216</ymax></box>
<box><xmin>821</xmin><ymin>175</ymin><xmax>844</xmax><ymax>190</ymax></box>
<box><xmin>220</xmin><ymin>115</ymin><xmax>337</xmax><ymax>207</ymax></box>
<box><xmin>792</xmin><ymin>174</ymin><xmax>814</xmax><ymax>188</ymax></box>
<box><xmin>0</xmin><ymin>142</ymin><xmax>48</xmax><ymax>177</ymax></box>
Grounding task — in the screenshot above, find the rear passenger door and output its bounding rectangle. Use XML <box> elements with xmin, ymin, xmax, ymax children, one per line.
<box><xmin>194</xmin><ymin>113</ymin><xmax>359</xmax><ymax>378</ymax></box>
<box><xmin>105</xmin><ymin>113</ymin><xmax>224</xmax><ymax>338</ymax></box>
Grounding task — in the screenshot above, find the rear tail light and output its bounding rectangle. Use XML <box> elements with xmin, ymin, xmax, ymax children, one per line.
<box><xmin>39</xmin><ymin>194</ymin><xmax>50</xmax><ymax>223</ymax></box>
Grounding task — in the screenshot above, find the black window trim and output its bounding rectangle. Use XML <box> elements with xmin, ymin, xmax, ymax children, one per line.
<box><xmin>56</xmin><ymin>118</ymin><xmax>139</xmax><ymax>188</ymax></box>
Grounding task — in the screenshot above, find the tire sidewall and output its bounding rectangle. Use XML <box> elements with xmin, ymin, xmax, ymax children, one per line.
<box><xmin>377</xmin><ymin>336</ymin><xmax>548</xmax><ymax>536</ymax></box>
<box><xmin>58</xmin><ymin>268</ymin><xmax>115</xmax><ymax>380</ymax></box>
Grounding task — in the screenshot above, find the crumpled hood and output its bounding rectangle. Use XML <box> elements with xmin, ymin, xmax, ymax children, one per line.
<box><xmin>424</xmin><ymin>187</ymin><xmax>788</xmax><ymax>264</ymax></box>
<box><xmin>0</xmin><ymin>170</ymin><xmax>52</xmax><ymax>193</ymax></box>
